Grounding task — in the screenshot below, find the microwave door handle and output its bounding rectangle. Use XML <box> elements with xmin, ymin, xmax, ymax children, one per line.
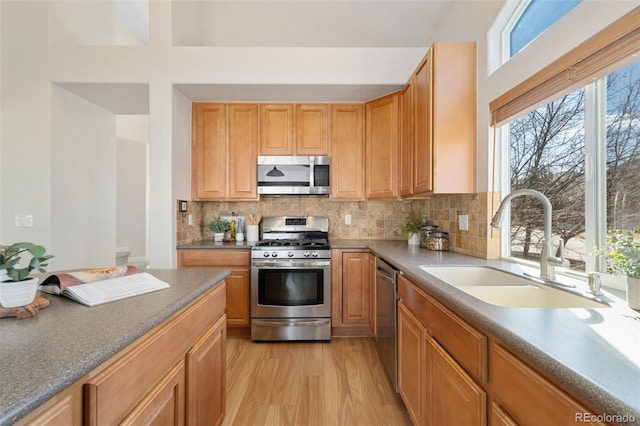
<box><xmin>309</xmin><ymin>159</ymin><xmax>315</xmax><ymax>188</ymax></box>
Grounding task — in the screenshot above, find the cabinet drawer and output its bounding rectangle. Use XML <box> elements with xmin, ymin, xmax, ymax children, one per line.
<box><xmin>84</xmin><ymin>283</ymin><xmax>226</xmax><ymax>425</ymax></box>
<box><xmin>178</xmin><ymin>250</ymin><xmax>249</xmax><ymax>267</ymax></box>
<box><xmin>490</xmin><ymin>343</ymin><xmax>606</xmax><ymax>425</ymax></box>
<box><xmin>398</xmin><ymin>274</ymin><xmax>487</xmax><ymax>383</ymax></box>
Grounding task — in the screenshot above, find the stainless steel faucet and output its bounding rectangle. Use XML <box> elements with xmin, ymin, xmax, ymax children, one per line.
<box><xmin>491</xmin><ymin>189</ymin><xmax>565</xmax><ymax>281</ymax></box>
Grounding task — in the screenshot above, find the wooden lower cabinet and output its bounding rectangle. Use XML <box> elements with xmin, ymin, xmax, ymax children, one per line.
<box><xmin>18</xmin><ymin>283</ymin><xmax>227</xmax><ymax>426</ymax></box>
<box><xmin>331</xmin><ymin>249</ymin><xmax>374</xmax><ymax>336</ymax></box>
<box><xmin>186</xmin><ymin>316</ymin><xmax>227</xmax><ymax>426</ymax></box>
<box><xmin>177</xmin><ymin>249</ymin><xmax>250</xmax><ymax>328</ymax></box>
<box><xmin>398</xmin><ymin>301</ymin><xmax>425</xmax><ymax>425</ymax></box>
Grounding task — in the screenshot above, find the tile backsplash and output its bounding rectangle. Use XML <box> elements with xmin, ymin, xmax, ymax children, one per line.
<box><xmin>177</xmin><ymin>192</ymin><xmax>501</xmax><ymax>259</ymax></box>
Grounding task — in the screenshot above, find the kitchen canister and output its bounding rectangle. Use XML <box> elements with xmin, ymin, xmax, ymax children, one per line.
<box><xmin>419</xmin><ymin>225</ymin><xmax>439</xmax><ymax>248</ymax></box>
<box><xmin>246</xmin><ymin>225</ymin><xmax>259</xmax><ymax>242</ymax></box>
<box><xmin>425</xmin><ymin>232</ymin><xmax>450</xmax><ymax>251</ymax></box>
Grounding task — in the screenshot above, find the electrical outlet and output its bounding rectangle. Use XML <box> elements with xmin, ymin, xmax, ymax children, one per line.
<box><xmin>345</xmin><ymin>214</ymin><xmax>352</xmax><ymax>225</ymax></box>
<box><xmin>188</xmin><ymin>214</ymin><xmax>193</xmax><ymax>226</ymax></box>
<box><xmin>14</xmin><ymin>214</ymin><xmax>33</xmax><ymax>227</ymax></box>
<box><xmin>458</xmin><ymin>214</ymin><xmax>469</xmax><ymax>231</ymax></box>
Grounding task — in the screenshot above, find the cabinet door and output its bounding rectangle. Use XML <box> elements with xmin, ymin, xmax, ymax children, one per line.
<box><xmin>296</xmin><ymin>104</ymin><xmax>329</xmax><ymax>155</ymax></box>
<box><xmin>342</xmin><ymin>252</ymin><xmax>372</xmax><ymax>325</ymax></box>
<box><xmin>366</xmin><ymin>93</ymin><xmax>399</xmax><ymax>199</ymax></box>
<box><xmin>192</xmin><ymin>103</ymin><xmax>227</xmax><ymax>200</ymax></box>
<box><xmin>259</xmin><ymin>104</ymin><xmax>294</xmax><ymax>155</ymax></box>
<box><xmin>330</xmin><ymin>104</ymin><xmax>365</xmax><ymax>200</ymax></box>
<box><xmin>399</xmin><ymin>82</ymin><xmax>414</xmax><ymax>198</ymax></box>
<box><xmin>228</xmin><ymin>104</ymin><xmax>258</xmax><ymax>200</ymax></box>
<box><xmin>186</xmin><ymin>316</ymin><xmax>227</xmax><ymax>426</ymax></box>
<box><xmin>121</xmin><ymin>361</ymin><xmax>185</xmax><ymax>426</ymax></box>
<box><xmin>427</xmin><ymin>335</ymin><xmax>486</xmax><ymax>426</ymax></box>
<box><xmin>413</xmin><ymin>51</ymin><xmax>434</xmax><ymax>195</ymax></box>
<box><xmin>226</xmin><ymin>268</ymin><xmax>250</xmax><ymax>327</ymax></box>
<box><xmin>397</xmin><ymin>301</ymin><xmax>425</xmax><ymax>426</ymax></box>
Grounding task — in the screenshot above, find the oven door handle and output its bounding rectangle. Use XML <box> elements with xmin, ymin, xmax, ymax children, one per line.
<box><xmin>252</xmin><ymin>318</ymin><xmax>331</xmax><ymax>327</ymax></box>
<box><xmin>252</xmin><ymin>260</ymin><xmax>330</xmax><ymax>268</ymax></box>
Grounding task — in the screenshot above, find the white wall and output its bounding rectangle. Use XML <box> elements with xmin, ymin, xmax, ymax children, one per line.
<box><xmin>50</xmin><ymin>85</ymin><xmax>116</xmax><ymax>270</ymax></box>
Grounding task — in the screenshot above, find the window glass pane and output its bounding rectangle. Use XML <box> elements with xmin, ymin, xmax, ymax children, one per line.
<box><xmin>605</xmin><ymin>60</ymin><xmax>640</xmax><ymax>275</ymax></box>
<box><xmin>509</xmin><ymin>88</ymin><xmax>586</xmax><ymax>269</ymax></box>
<box><xmin>509</xmin><ymin>0</ymin><xmax>581</xmax><ymax>57</ymax></box>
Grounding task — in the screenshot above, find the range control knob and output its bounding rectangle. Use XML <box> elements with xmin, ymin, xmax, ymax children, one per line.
<box><xmin>312</xmin><ymin>251</ymin><xmax>319</xmax><ymax>257</ymax></box>
<box><xmin>271</xmin><ymin>252</ymin><xmax>278</xmax><ymax>257</ymax></box>
<box><xmin>303</xmin><ymin>251</ymin><xmax>311</xmax><ymax>257</ymax></box>
<box><xmin>288</xmin><ymin>251</ymin><xmax>295</xmax><ymax>257</ymax></box>
<box><xmin>263</xmin><ymin>252</ymin><xmax>270</xmax><ymax>258</ymax></box>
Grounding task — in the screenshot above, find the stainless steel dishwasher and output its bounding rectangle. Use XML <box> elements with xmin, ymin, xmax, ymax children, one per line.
<box><xmin>375</xmin><ymin>257</ymin><xmax>399</xmax><ymax>392</ymax></box>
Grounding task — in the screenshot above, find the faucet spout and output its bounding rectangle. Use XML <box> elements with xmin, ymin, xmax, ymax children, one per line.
<box><xmin>491</xmin><ymin>189</ymin><xmax>563</xmax><ymax>281</ymax></box>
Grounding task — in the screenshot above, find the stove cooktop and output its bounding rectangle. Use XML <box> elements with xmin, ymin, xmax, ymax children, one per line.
<box><xmin>253</xmin><ymin>238</ymin><xmax>329</xmax><ymax>248</ymax></box>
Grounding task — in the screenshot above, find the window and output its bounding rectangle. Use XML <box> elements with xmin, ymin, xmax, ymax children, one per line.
<box><xmin>508</xmin><ymin>0</ymin><xmax>582</xmax><ymax>58</ymax></box>
<box><xmin>505</xmin><ymin>60</ymin><xmax>640</xmax><ymax>274</ymax></box>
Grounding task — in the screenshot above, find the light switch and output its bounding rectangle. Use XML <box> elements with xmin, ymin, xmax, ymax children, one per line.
<box><xmin>458</xmin><ymin>214</ymin><xmax>469</xmax><ymax>231</ymax></box>
<box><xmin>345</xmin><ymin>214</ymin><xmax>352</xmax><ymax>225</ymax></box>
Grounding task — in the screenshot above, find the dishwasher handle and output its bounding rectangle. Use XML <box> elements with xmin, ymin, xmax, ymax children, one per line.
<box><xmin>376</xmin><ymin>259</ymin><xmax>399</xmax><ymax>282</ymax></box>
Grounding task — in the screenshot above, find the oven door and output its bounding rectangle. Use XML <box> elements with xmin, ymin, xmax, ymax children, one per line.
<box><xmin>251</xmin><ymin>259</ymin><xmax>331</xmax><ymax>319</ymax></box>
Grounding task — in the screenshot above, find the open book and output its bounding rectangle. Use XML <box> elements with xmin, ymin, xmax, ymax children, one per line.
<box><xmin>39</xmin><ymin>266</ymin><xmax>170</xmax><ymax>307</ymax></box>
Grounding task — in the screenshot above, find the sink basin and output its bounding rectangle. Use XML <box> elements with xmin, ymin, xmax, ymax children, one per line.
<box><xmin>419</xmin><ymin>266</ymin><xmax>534</xmax><ymax>287</ymax></box>
<box><xmin>420</xmin><ymin>266</ymin><xmax>610</xmax><ymax>309</ymax></box>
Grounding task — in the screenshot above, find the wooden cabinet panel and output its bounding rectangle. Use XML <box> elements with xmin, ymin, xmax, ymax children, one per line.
<box><xmin>228</xmin><ymin>104</ymin><xmax>258</xmax><ymax>199</ymax></box>
<box><xmin>341</xmin><ymin>252</ymin><xmax>372</xmax><ymax>325</ymax></box>
<box><xmin>366</xmin><ymin>93</ymin><xmax>399</xmax><ymax>199</ymax></box>
<box><xmin>192</xmin><ymin>103</ymin><xmax>227</xmax><ymax>199</ymax></box>
<box><xmin>398</xmin><ymin>274</ymin><xmax>487</xmax><ymax>383</ymax></box>
<box><xmin>412</xmin><ymin>42</ymin><xmax>477</xmax><ymax>196</ymax></box>
<box><xmin>121</xmin><ymin>360</ymin><xmax>185</xmax><ymax>426</ymax></box>
<box><xmin>177</xmin><ymin>250</ymin><xmax>250</xmax><ymax>328</ymax></box>
<box><xmin>296</xmin><ymin>104</ymin><xmax>329</xmax><ymax>155</ymax></box>
<box><xmin>226</xmin><ymin>269</ymin><xmax>250</xmax><ymax>327</ymax></box>
<box><xmin>490</xmin><ymin>403</ymin><xmax>518</xmax><ymax>426</ymax></box>
<box><xmin>413</xmin><ymin>51</ymin><xmax>433</xmax><ymax>195</ymax></box>
<box><xmin>186</xmin><ymin>316</ymin><xmax>226</xmax><ymax>426</ymax></box>
<box><xmin>398</xmin><ymin>301</ymin><xmax>425</xmax><ymax>426</ymax></box>
<box><xmin>330</xmin><ymin>104</ymin><xmax>365</xmax><ymax>200</ymax></box>
<box><xmin>399</xmin><ymin>82</ymin><xmax>414</xmax><ymax>197</ymax></box>
<box><xmin>428</xmin><ymin>335</ymin><xmax>486</xmax><ymax>426</ymax></box>
<box><xmin>490</xmin><ymin>344</ymin><xmax>606</xmax><ymax>426</ymax></box>
<box><xmin>16</xmin><ymin>387</ymin><xmax>80</xmax><ymax>426</ymax></box>
<box><xmin>259</xmin><ymin>104</ymin><xmax>294</xmax><ymax>155</ymax></box>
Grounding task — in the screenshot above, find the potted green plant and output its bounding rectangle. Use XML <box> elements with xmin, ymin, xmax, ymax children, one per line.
<box><xmin>0</xmin><ymin>242</ymin><xmax>53</xmax><ymax>308</ymax></box>
<box><xmin>606</xmin><ymin>229</ymin><xmax>640</xmax><ymax>309</ymax></box>
<box><xmin>208</xmin><ymin>218</ymin><xmax>229</xmax><ymax>242</ymax></box>
<box><xmin>400</xmin><ymin>212</ymin><xmax>424</xmax><ymax>245</ymax></box>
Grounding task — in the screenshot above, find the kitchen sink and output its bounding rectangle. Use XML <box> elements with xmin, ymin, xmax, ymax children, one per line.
<box><xmin>420</xmin><ymin>266</ymin><xmax>611</xmax><ymax>309</ymax></box>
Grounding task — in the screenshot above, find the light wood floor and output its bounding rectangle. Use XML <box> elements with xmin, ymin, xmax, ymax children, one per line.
<box><xmin>223</xmin><ymin>336</ymin><xmax>412</xmax><ymax>426</ymax></box>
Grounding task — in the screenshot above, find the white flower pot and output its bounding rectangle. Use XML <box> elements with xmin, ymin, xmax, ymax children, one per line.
<box><xmin>0</xmin><ymin>277</ymin><xmax>39</xmax><ymax>308</ymax></box>
<box><xmin>408</xmin><ymin>233</ymin><xmax>420</xmax><ymax>245</ymax></box>
<box><xmin>626</xmin><ymin>277</ymin><xmax>640</xmax><ymax>310</ymax></box>
<box><xmin>214</xmin><ymin>232</ymin><xmax>224</xmax><ymax>242</ymax></box>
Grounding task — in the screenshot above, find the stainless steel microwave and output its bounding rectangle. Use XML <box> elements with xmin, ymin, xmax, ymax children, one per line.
<box><xmin>257</xmin><ymin>156</ymin><xmax>330</xmax><ymax>195</ymax></box>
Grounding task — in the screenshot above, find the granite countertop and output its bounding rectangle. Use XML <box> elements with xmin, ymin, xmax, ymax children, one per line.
<box><xmin>175</xmin><ymin>238</ymin><xmax>640</xmax><ymax>419</ymax></box>
<box><xmin>0</xmin><ymin>268</ymin><xmax>229</xmax><ymax>426</ymax></box>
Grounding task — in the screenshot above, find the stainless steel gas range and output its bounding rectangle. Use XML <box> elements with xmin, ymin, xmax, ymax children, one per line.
<box><xmin>250</xmin><ymin>216</ymin><xmax>331</xmax><ymax>341</ymax></box>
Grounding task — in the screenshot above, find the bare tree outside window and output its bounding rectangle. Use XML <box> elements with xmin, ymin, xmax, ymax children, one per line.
<box><xmin>508</xmin><ymin>60</ymin><xmax>640</xmax><ymax>271</ymax></box>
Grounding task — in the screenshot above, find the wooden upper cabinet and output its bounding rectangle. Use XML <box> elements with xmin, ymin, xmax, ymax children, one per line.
<box><xmin>399</xmin><ymin>82</ymin><xmax>414</xmax><ymax>198</ymax></box>
<box><xmin>366</xmin><ymin>92</ymin><xmax>399</xmax><ymax>200</ymax></box>
<box><xmin>192</xmin><ymin>103</ymin><xmax>227</xmax><ymax>199</ymax></box>
<box><xmin>227</xmin><ymin>104</ymin><xmax>259</xmax><ymax>200</ymax></box>
<box><xmin>330</xmin><ymin>104</ymin><xmax>365</xmax><ymax>201</ymax></box>
<box><xmin>296</xmin><ymin>104</ymin><xmax>329</xmax><ymax>155</ymax></box>
<box><xmin>259</xmin><ymin>104</ymin><xmax>329</xmax><ymax>155</ymax></box>
<box><xmin>192</xmin><ymin>103</ymin><xmax>258</xmax><ymax>201</ymax></box>
<box><xmin>259</xmin><ymin>104</ymin><xmax>294</xmax><ymax>155</ymax></box>
<box><xmin>413</xmin><ymin>42</ymin><xmax>477</xmax><ymax>196</ymax></box>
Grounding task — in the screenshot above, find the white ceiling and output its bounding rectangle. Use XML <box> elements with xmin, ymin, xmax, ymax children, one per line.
<box><xmin>55</xmin><ymin>0</ymin><xmax>454</xmax><ymax>113</ymax></box>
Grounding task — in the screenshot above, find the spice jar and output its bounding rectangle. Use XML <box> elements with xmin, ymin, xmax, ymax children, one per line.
<box><xmin>426</xmin><ymin>232</ymin><xmax>450</xmax><ymax>251</ymax></box>
<box><xmin>419</xmin><ymin>225</ymin><xmax>439</xmax><ymax>248</ymax></box>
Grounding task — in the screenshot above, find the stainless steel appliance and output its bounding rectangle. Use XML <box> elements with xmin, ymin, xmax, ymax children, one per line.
<box><xmin>251</xmin><ymin>216</ymin><xmax>331</xmax><ymax>341</ymax></box>
<box><xmin>375</xmin><ymin>257</ymin><xmax>399</xmax><ymax>392</ymax></box>
<box><xmin>257</xmin><ymin>156</ymin><xmax>330</xmax><ymax>195</ymax></box>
